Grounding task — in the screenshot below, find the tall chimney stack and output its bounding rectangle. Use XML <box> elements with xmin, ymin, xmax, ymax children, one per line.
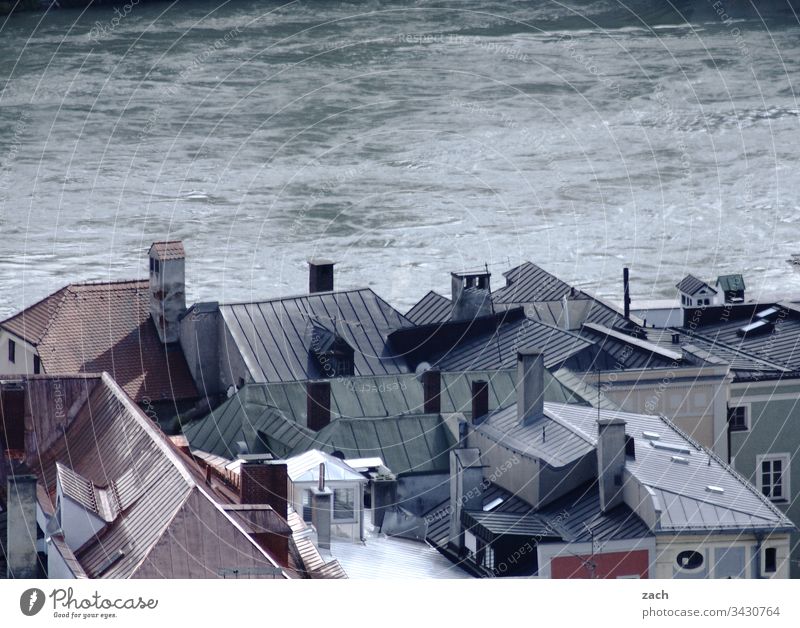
<box><xmin>6</xmin><ymin>461</ymin><xmax>39</xmax><ymax>578</ymax></box>
<box><xmin>240</xmin><ymin>460</ymin><xmax>289</xmax><ymax>518</ymax></box>
<box><xmin>597</xmin><ymin>417</ymin><xmax>627</xmax><ymax>512</ymax></box>
<box><xmin>308</xmin><ymin>259</ymin><xmax>335</xmax><ymax>294</ymax></box>
<box><xmin>148</xmin><ymin>241</ymin><xmax>187</xmax><ymax>344</ymax></box>
<box><xmin>623</xmin><ymin>267</ymin><xmax>631</xmax><ymax>320</ymax></box>
<box><xmin>307</xmin><ymin>381</ymin><xmax>332</xmax><ymax>431</ymax></box>
<box><xmin>422</xmin><ymin>369</ymin><xmax>442</xmax><ymax>414</ymax></box>
<box><xmin>517</xmin><ymin>349</ymin><xmax>544</xmax><ymax>426</ymax></box>
<box><xmin>471</xmin><ymin>380</ymin><xmax>489</xmax><ymax>424</ymax></box>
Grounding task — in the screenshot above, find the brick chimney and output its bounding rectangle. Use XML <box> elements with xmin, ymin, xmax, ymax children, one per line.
<box><xmin>308</xmin><ymin>259</ymin><xmax>335</xmax><ymax>294</ymax></box>
<box><xmin>517</xmin><ymin>349</ymin><xmax>544</xmax><ymax>426</ymax></box>
<box><xmin>240</xmin><ymin>460</ymin><xmax>289</xmax><ymax>518</ymax></box>
<box><xmin>422</xmin><ymin>369</ymin><xmax>442</xmax><ymax>414</ymax></box>
<box><xmin>597</xmin><ymin>417</ymin><xmax>627</xmax><ymax>513</ymax></box>
<box><xmin>307</xmin><ymin>381</ymin><xmax>331</xmax><ymax>431</ymax></box>
<box><xmin>148</xmin><ymin>241</ymin><xmax>187</xmax><ymax>344</ymax></box>
<box><xmin>6</xmin><ymin>461</ymin><xmax>39</xmax><ymax>578</ymax></box>
<box><xmin>471</xmin><ymin>379</ymin><xmax>489</xmax><ymax>425</ymax></box>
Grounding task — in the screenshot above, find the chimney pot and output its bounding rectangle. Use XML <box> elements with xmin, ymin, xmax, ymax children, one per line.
<box><xmin>471</xmin><ymin>380</ymin><xmax>489</xmax><ymax>424</ymax></box>
<box><xmin>308</xmin><ymin>259</ymin><xmax>335</xmax><ymax>293</ymax></box>
<box><xmin>517</xmin><ymin>349</ymin><xmax>545</xmax><ymax>425</ymax></box>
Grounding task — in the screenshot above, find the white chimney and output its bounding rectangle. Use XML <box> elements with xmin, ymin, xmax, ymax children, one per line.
<box><xmin>148</xmin><ymin>241</ymin><xmax>187</xmax><ymax>344</ymax></box>
<box><xmin>517</xmin><ymin>349</ymin><xmax>544</xmax><ymax>426</ymax></box>
<box><xmin>597</xmin><ymin>417</ymin><xmax>627</xmax><ymax>512</ymax></box>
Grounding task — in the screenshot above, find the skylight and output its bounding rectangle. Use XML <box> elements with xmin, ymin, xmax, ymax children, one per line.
<box><xmin>650</xmin><ymin>441</ymin><xmax>691</xmax><ymax>455</ymax></box>
<box><xmin>483</xmin><ymin>497</ymin><xmax>504</xmax><ymax>512</ymax></box>
<box><xmin>642</xmin><ymin>431</ymin><xmax>660</xmax><ymax>441</ymax></box>
<box><xmin>671</xmin><ymin>455</ymin><xmax>689</xmax><ymax>465</ymax></box>
<box><xmin>706</xmin><ymin>485</ymin><xmax>725</xmax><ymax>494</ymax></box>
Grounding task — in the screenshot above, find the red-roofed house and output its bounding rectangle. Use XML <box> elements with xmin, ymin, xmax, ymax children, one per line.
<box><xmin>0</xmin><ymin>243</ymin><xmax>197</xmax><ymax>426</ymax></box>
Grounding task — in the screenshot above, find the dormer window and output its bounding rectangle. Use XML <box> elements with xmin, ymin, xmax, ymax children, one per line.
<box><xmin>309</xmin><ymin>322</ymin><xmax>355</xmax><ymax>378</ymax></box>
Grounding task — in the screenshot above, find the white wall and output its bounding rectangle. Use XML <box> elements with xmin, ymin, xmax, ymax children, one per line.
<box><xmin>0</xmin><ymin>329</ymin><xmax>39</xmax><ymax>375</ymax></box>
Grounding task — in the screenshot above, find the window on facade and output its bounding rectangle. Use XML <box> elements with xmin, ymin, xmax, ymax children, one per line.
<box><xmin>333</xmin><ymin>487</ymin><xmax>355</xmax><ymax>521</ymax></box>
<box><xmin>764</xmin><ymin>548</ymin><xmax>777</xmax><ymax>574</ymax></box>
<box><xmin>485</xmin><ymin>545</ymin><xmax>495</xmax><ymax>571</ymax></box>
<box><xmin>8</xmin><ymin>339</ymin><xmax>15</xmax><ymax>364</ymax></box>
<box><xmin>33</xmin><ymin>355</ymin><xmax>41</xmax><ymax>375</ymax></box>
<box><xmin>727</xmin><ymin>406</ymin><xmax>748</xmax><ymax>431</ymax></box>
<box><xmin>153</xmin><ymin>259</ymin><xmax>160</xmax><ymax>274</ymax></box>
<box><xmin>759</xmin><ymin>455</ymin><xmax>790</xmax><ymax>502</ymax></box>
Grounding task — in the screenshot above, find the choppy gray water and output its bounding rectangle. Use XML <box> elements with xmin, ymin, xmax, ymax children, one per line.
<box><xmin>2</xmin><ymin>0</ymin><xmax>800</xmax><ymax>317</ymax></box>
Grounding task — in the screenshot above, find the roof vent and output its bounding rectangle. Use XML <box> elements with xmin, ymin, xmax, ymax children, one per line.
<box><xmin>671</xmin><ymin>455</ymin><xmax>689</xmax><ymax>465</ymax></box>
<box><xmin>642</xmin><ymin>431</ymin><xmax>660</xmax><ymax>441</ymax></box>
<box><xmin>671</xmin><ymin>333</ymin><xmax>680</xmax><ymax>345</ymax></box>
<box><xmin>483</xmin><ymin>497</ymin><xmax>504</xmax><ymax>512</ymax></box>
<box><xmin>705</xmin><ymin>485</ymin><xmax>725</xmax><ymax>494</ymax></box>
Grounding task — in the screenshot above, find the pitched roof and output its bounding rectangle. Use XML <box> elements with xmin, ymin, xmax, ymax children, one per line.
<box><xmin>148</xmin><ymin>241</ymin><xmax>185</xmax><ymax>261</ymax></box>
<box><xmin>219</xmin><ymin>289</ymin><xmax>413</xmax><ymax>383</ymax></box>
<box><xmin>33</xmin><ymin>374</ymin><xmax>284</xmax><ymax>579</ymax></box>
<box><xmin>183</xmin><ymin>371</ymin><xmax>589</xmax><ymax>461</ymax></box>
<box><xmin>676</xmin><ymin>274</ymin><xmax>717</xmax><ymax>296</ymax></box>
<box><xmin>476</xmin><ymin>402</ymin><xmax>794</xmax><ymax>534</ymax></box>
<box><xmin>405</xmin><ymin>291</ymin><xmax>453</xmax><ymax>325</ymax></box>
<box><xmin>0</xmin><ymin>281</ymin><xmax>197</xmax><ymax>403</ymax></box>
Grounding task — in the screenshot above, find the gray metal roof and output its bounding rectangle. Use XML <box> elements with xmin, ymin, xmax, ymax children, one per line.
<box><xmin>546</xmin><ymin>403</ymin><xmax>795</xmax><ymax>534</ymax></box>
<box><xmin>184</xmin><ymin>370</ymin><xmax>589</xmax><ymax>460</ymax></box>
<box><xmin>676</xmin><ymin>274</ymin><xmax>716</xmax><ymax>296</ymax></box>
<box><xmin>220</xmin><ymin>289</ymin><xmax>413</xmax><ymax>383</ymax></box>
<box><xmin>433</xmin><ymin>315</ymin><xmax>595</xmax><ymax>372</ymax></box>
<box><xmin>301</xmin><ymin>414</ymin><xmax>455</xmax><ymax>475</ymax></box>
<box><xmin>405</xmin><ymin>290</ymin><xmax>452</xmax><ymax>325</ymax></box>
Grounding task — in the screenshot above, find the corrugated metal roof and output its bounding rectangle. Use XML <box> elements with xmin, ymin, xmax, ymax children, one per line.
<box><xmin>676</xmin><ymin>274</ymin><xmax>716</xmax><ymax>296</ymax></box>
<box><xmin>405</xmin><ymin>291</ymin><xmax>452</xmax><ymax>325</ymax></box>
<box><xmin>463</xmin><ymin>510</ymin><xmax>555</xmax><ymax>538</ymax></box>
<box><xmin>220</xmin><ymin>289</ymin><xmax>413</xmax><ymax>383</ymax></box>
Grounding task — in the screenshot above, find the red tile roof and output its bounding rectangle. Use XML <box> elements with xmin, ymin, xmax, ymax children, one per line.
<box><xmin>1</xmin><ymin>281</ymin><xmax>196</xmax><ymax>403</ymax></box>
<box><xmin>148</xmin><ymin>241</ymin><xmax>185</xmax><ymax>261</ymax></box>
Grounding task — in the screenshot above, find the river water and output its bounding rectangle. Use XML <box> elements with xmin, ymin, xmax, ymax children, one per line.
<box><xmin>2</xmin><ymin>0</ymin><xmax>800</xmax><ymax>317</ymax></box>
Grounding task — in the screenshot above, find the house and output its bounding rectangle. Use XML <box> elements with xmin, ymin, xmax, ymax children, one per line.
<box><xmin>0</xmin><ymin>374</ymin><xmax>291</xmax><ymax>579</ymax></box>
<box><xmin>433</xmin><ymin>350</ymin><xmax>794</xmax><ymax>578</ymax></box>
<box><xmin>676</xmin><ymin>274</ymin><xmax>721</xmax><ymax>308</ymax></box>
<box><xmin>179</xmin><ymin>261</ymin><xmax>415</xmax><ymax>398</ymax></box>
<box><xmin>285</xmin><ymin>450</ymin><xmax>367</xmax><ymax>544</ymax></box>
<box><xmin>0</xmin><ymin>242</ymin><xmax>198</xmax><ymax>428</ymax></box>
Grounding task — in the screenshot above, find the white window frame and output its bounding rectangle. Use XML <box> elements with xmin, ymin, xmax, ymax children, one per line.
<box><xmin>727</xmin><ymin>403</ymin><xmax>750</xmax><ymax>432</ymax></box>
<box><xmin>756</xmin><ymin>453</ymin><xmax>791</xmax><ymax>503</ymax></box>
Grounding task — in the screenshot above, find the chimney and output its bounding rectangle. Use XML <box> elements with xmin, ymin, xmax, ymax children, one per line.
<box><xmin>451</xmin><ymin>271</ymin><xmax>492</xmax><ymax>321</ymax></box>
<box><xmin>307</xmin><ymin>381</ymin><xmax>331</xmax><ymax>431</ymax></box>
<box><xmin>148</xmin><ymin>241</ymin><xmax>187</xmax><ymax>344</ymax></box>
<box><xmin>517</xmin><ymin>349</ymin><xmax>544</xmax><ymax>426</ymax></box>
<box><xmin>240</xmin><ymin>460</ymin><xmax>289</xmax><ymax>518</ymax></box>
<box><xmin>6</xmin><ymin>461</ymin><xmax>40</xmax><ymax>578</ymax></box>
<box><xmin>471</xmin><ymin>380</ymin><xmax>489</xmax><ymax>424</ymax></box>
<box><xmin>422</xmin><ymin>369</ymin><xmax>441</xmax><ymax>414</ymax></box>
<box><xmin>597</xmin><ymin>417</ymin><xmax>627</xmax><ymax>512</ymax></box>
<box><xmin>623</xmin><ymin>267</ymin><xmax>631</xmax><ymax>319</ymax></box>
<box><xmin>311</xmin><ymin>464</ymin><xmax>332</xmax><ymax>550</ymax></box>
<box><xmin>308</xmin><ymin>259</ymin><xmax>335</xmax><ymax>293</ymax></box>
<box><xmin>448</xmin><ymin>448</ymin><xmax>483</xmax><ymax>553</ymax></box>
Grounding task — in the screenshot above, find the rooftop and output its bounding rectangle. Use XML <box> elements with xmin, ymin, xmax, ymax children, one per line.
<box><xmin>148</xmin><ymin>241</ymin><xmax>186</xmax><ymax>261</ymax></box>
